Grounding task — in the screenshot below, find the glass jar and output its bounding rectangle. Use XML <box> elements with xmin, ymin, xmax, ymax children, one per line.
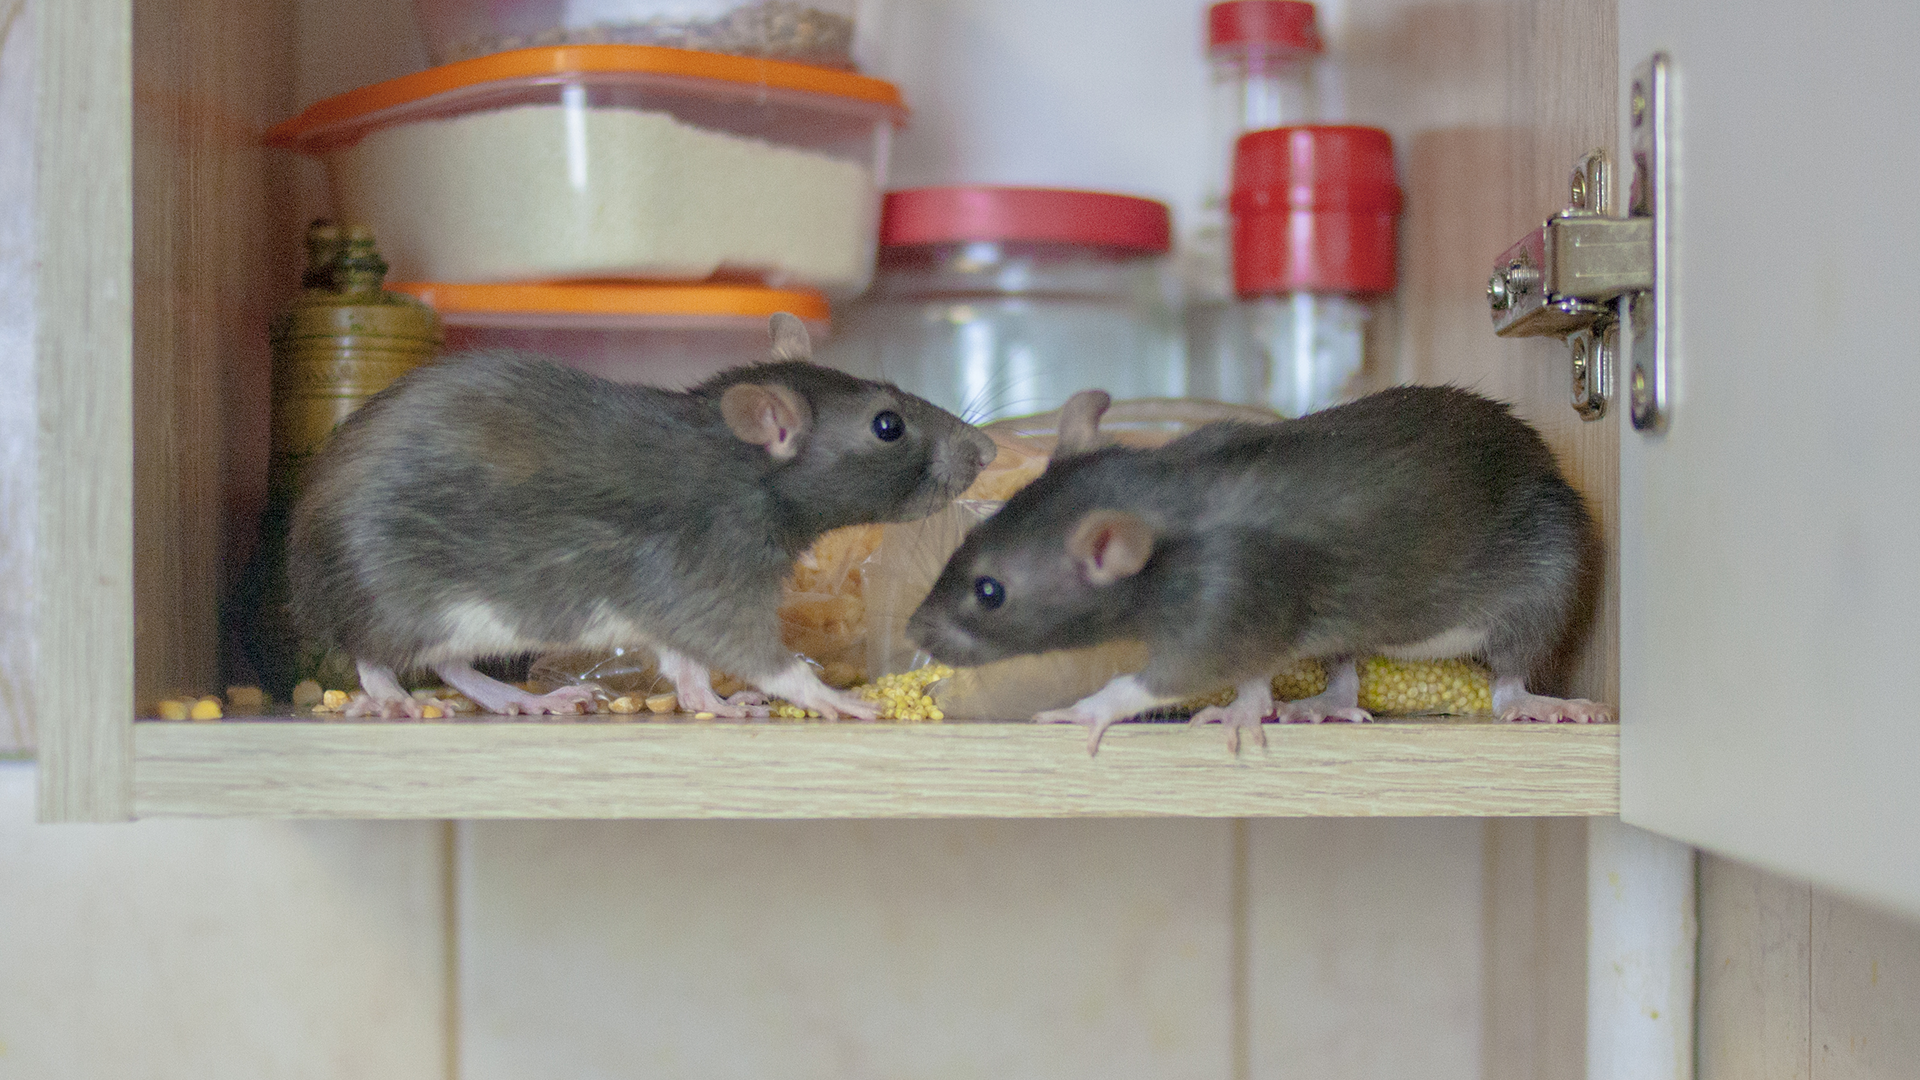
<box><xmin>1187</xmin><ymin>1</ymin><xmax>1327</xmax><ymax>396</ymax></box>
<box><xmin>822</xmin><ymin>187</ymin><xmax>1182</xmax><ymax>422</ymax></box>
<box><xmin>1222</xmin><ymin>125</ymin><xmax>1400</xmax><ymax>416</ymax></box>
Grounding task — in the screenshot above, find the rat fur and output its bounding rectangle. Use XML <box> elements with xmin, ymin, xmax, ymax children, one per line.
<box><xmin>908</xmin><ymin>384</ymin><xmax>1612</xmax><ymax>752</ymax></box>
<box><xmin>290</xmin><ymin>314</ymin><xmax>996</xmax><ymax>718</ymax></box>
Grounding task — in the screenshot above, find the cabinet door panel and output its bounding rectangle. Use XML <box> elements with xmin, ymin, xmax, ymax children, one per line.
<box><xmin>1618</xmin><ymin>0</ymin><xmax>1920</xmax><ymax>916</ymax></box>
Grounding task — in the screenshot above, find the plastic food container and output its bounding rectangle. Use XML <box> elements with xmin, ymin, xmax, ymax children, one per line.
<box><xmin>820</xmin><ymin>186</ymin><xmax>1183</xmax><ymax>422</ymax></box>
<box><xmin>391</xmin><ymin>281</ymin><xmax>831</xmax><ymax>387</ymax></box>
<box><xmin>1187</xmin><ymin>2</ymin><xmax>1329</xmax><ymax>402</ymax></box>
<box><xmin>265</xmin><ymin>46</ymin><xmax>905</xmax><ymax>297</ymax></box>
<box><xmin>414</xmin><ymin>0</ymin><xmax>859</xmax><ymax>69</ymax></box>
<box><xmin>1215</xmin><ymin>125</ymin><xmax>1400</xmax><ymax>416</ymax></box>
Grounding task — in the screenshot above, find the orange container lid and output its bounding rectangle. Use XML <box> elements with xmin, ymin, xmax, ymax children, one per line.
<box><xmin>266</xmin><ymin>44</ymin><xmax>907</xmax><ymax>152</ymax></box>
<box><xmin>391</xmin><ymin>281</ymin><xmax>831</xmax><ymax>324</ymax></box>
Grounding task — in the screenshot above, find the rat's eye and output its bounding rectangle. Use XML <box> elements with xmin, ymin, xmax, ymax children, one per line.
<box><xmin>872</xmin><ymin>410</ymin><xmax>905</xmax><ymax>442</ymax></box>
<box><xmin>973</xmin><ymin>576</ymin><xmax>1006</xmax><ymax>610</ymax></box>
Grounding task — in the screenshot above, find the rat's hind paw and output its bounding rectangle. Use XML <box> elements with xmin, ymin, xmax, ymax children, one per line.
<box><xmin>1274</xmin><ymin>702</ymin><xmax>1373</xmax><ymax>724</ymax></box>
<box><xmin>1189</xmin><ymin>701</ymin><xmax>1275</xmax><ymax>753</ymax></box>
<box><xmin>1188</xmin><ymin>677</ymin><xmax>1279</xmax><ymax>753</ymax></box>
<box><xmin>343</xmin><ymin>691</ymin><xmax>430</xmax><ymax>719</ymax></box>
<box><xmin>1498</xmin><ymin>695</ymin><xmax>1614</xmax><ymax>723</ymax></box>
<box><xmin>1034</xmin><ymin>706</ymin><xmax>1124</xmax><ymax>755</ymax></box>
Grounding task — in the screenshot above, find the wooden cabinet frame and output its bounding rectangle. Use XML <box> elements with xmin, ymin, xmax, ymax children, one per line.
<box><xmin>30</xmin><ymin>0</ymin><xmax>1620</xmax><ymax>822</ymax></box>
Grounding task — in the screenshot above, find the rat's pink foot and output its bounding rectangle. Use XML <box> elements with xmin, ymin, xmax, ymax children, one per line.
<box><xmin>432</xmin><ymin>662</ymin><xmax>593</xmax><ymax>716</ymax></box>
<box><xmin>1274</xmin><ymin>656</ymin><xmax>1373</xmax><ymax>724</ymax></box>
<box><xmin>1491</xmin><ymin>676</ymin><xmax>1617</xmax><ymax>723</ymax></box>
<box><xmin>1275</xmin><ymin>701</ymin><xmax>1374</xmax><ymax>724</ymax></box>
<box><xmin>346</xmin><ymin>661</ymin><xmax>432</xmax><ymax>718</ymax></box>
<box><xmin>1034</xmin><ymin>674</ymin><xmax>1177</xmax><ymax>755</ymax></box>
<box><xmin>755</xmin><ymin>660</ymin><xmax>878</xmax><ymax>720</ymax></box>
<box><xmin>499</xmin><ymin>685</ymin><xmax>596</xmax><ymax>716</ymax></box>
<box><xmin>343</xmin><ymin>692</ymin><xmax>433</xmax><ymax>719</ymax></box>
<box><xmin>1189</xmin><ymin>677</ymin><xmax>1278</xmax><ymax>753</ymax></box>
<box><xmin>656</xmin><ymin>647</ymin><xmax>753</xmax><ymax>717</ymax></box>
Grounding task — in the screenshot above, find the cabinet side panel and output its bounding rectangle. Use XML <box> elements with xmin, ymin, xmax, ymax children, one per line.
<box><xmin>131</xmin><ymin>0</ymin><xmax>300</xmax><ymax>706</ymax></box>
<box><xmin>1339</xmin><ymin>0</ymin><xmax>1619</xmax><ymax>706</ymax></box>
<box><xmin>0</xmin><ymin>0</ymin><xmax>38</xmax><ymax>752</ymax></box>
<box><xmin>34</xmin><ymin>0</ymin><xmax>134</xmax><ymax>818</ymax></box>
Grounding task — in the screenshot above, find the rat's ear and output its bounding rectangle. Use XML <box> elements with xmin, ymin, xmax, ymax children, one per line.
<box><xmin>768</xmin><ymin>312</ymin><xmax>812</xmax><ymax>362</ymax></box>
<box><xmin>1066</xmin><ymin>509</ymin><xmax>1153</xmax><ymax>585</ymax></box>
<box><xmin>722</xmin><ymin>382</ymin><xmax>813</xmax><ymax>460</ymax></box>
<box><xmin>1052</xmin><ymin>389</ymin><xmax>1112</xmax><ymax>459</ymax></box>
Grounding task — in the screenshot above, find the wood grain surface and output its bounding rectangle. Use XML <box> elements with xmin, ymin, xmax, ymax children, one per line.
<box><xmin>132</xmin><ymin>719</ymin><xmax>1618</xmax><ymax>819</ymax></box>
<box><xmin>35</xmin><ymin>0</ymin><xmax>136</xmax><ymax>820</ymax></box>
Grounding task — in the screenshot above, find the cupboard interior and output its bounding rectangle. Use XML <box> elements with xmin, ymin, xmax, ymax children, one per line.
<box><xmin>129</xmin><ymin>0</ymin><xmax>1619</xmax><ymax>719</ymax></box>
<box><xmin>91</xmin><ymin>0</ymin><xmax>1619</xmax><ymax>825</ymax></box>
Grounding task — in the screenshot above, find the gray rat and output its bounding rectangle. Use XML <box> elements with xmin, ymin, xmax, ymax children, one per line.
<box><xmin>289</xmin><ymin>313</ymin><xmax>997</xmax><ymax>719</ymax></box>
<box><xmin>908</xmin><ymin>385</ymin><xmax>1612</xmax><ymax>752</ymax></box>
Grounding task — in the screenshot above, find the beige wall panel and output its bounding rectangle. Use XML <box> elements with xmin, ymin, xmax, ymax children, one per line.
<box><xmin>458</xmin><ymin>819</ymin><xmax>1233</xmax><ymax>1080</ymax></box>
<box><xmin>1246</xmin><ymin>818</ymin><xmax>1485</xmax><ymax>1080</ymax></box>
<box><xmin>0</xmin><ymin>763</ymin><xmax>448</xmax><ymax>1079</ymax></box>
<box><xmin>1481</xmin><ymin>817</ymin><xmax>1588</xmax><ymax>1080</ymax></box>
<box><xmin>1697</xmin><ymin>854</ymin><xmax>1812</xmax><ymax>1080</ymax></box>
<box><xmin>1812</xmin><ymin>889</ymin><xmax>1920</xmax><ymax>1079</ymax></box>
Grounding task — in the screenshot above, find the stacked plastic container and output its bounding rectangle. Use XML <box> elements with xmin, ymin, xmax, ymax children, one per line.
<box><xmin>1186</xmin><ymin>1</ymin><xmax>1401</xmax><ymax>417</ymax></box>
<box><xmin>268</xmin><ymin>7</ymin><xmax>907</xmax><ymax>385</ymax></box>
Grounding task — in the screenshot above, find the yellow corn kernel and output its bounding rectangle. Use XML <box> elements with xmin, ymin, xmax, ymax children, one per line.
<box><xmin>693</xmin><ymin>711</ymin><xmax>717</xmax><ymax>720</ymax></box>
<box><xmin>190</xmin><ymin>697</ymin><xmax>223</xmax><ymax>721</ymax></box>
<box><xmin>606</xmin><ymin>696</ymin><xmax>641</xmax><ymax>715</ymax></box>
<box><xmin>1271</xmin><ymin>658</ymin><xmax>1330</xmax><ymax>702</ymax></box>
<box><xmin>291</xmin><ymin>679</ymin><xmax>324</xmax><ymax>707</ymax></box>
<box><xmin>645</xmin><ymin>692</ymin><xmax>679</xmax><ymax>714</ymax></box>
<box><xmin>1355</xmin><ymin>656</ymin><xmax>1492</xmax><ymax>715</ymax></box>
<box><xmin>321</xmin><ymin>689</ymin><xmax>349</xmax><ymax>709</ymax></box>
<box><xmin>156</xmin><ymin>699</ymin><xmax>189</xmax><ymax>721</ymax></box>
<box><xmin>420</xmin><ymin>704</ymin><xmax>445</xmax><ymax>719</ymax></box>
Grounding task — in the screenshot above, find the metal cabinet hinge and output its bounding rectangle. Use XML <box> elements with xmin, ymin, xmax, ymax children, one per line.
<box><xmin>1488</xmin><ymin>55</ymin><xmax>1669</xmax><ymax>426</ymax></box>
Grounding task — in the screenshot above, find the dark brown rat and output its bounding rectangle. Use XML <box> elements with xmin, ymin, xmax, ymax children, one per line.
<box><xmin>908</xmin><ymin>385</ymin><xmax>1612</xmax><ymax>752</ymax></box>
<box><xmin>290</xmin><ymin>313</ymin><xmax>997</xmax><ymax>718</ymax></box>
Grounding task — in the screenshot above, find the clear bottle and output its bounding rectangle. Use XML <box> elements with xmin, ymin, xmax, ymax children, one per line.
<box><xmin>1186</xmin><ymin>1</ymin><xmax>1325</xmax><ymax>398</ymax></box>
<box><xmin>1226</xmin><ymin>125</ymin><xmax>1401</xmax><ymax>417</ymax></box>
<box><xmin>822</xmin><ymin>187</ymin><xmax>1182</xmax><ymax>422</ymax></box>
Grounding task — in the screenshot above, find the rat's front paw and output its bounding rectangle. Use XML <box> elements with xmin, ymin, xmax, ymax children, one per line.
<box><xmin>1498</xmin><ymin>695</ymin><xmax>1614</xmax><ymax>723</ymax></box>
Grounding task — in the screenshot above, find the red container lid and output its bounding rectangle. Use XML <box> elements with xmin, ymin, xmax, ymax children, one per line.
<box><xmin>880</xmin><ymin>186</ymin><xmax>1172</xmax><ymax>254</ymax></box>
<box><xmin>1230</xmin><ymin>125</ymin><xmax>1401</xmax><ymax>296</ymax></box>
<box><xmin>1208</xmin><ymin>1</ymin><xmax>1323</xmax><ymax>53</ymax></box>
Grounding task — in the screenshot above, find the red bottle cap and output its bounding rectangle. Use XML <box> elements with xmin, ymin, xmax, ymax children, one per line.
<box><xmin>880</xmin><ymin>186</ymin><xmax>1172</xmax><ymax>254</ymax></box>
<box><xmin>1229</xmin><ymin>125</ymin><xmax>1401</xmax><ymax>296</ymax></box>
<box><xmin>1208</xmin><ymin>1</ymin><xmax>1323</xmax><ymax>53</ymax></box>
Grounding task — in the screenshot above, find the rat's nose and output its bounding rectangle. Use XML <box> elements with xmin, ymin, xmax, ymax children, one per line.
<box><xmin>966</xmin><ymin>428</ymin><xmax>997</xmax><ymax>473</ymax></box>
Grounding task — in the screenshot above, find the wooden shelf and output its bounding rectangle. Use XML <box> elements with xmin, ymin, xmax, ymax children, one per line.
<box><xmin>131</xmin><ymin>717</ymin><xmax>1617</xmax><ymax>818</ymax></box>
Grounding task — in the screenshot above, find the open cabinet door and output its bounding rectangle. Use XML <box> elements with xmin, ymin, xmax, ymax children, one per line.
<box><xmin>1617</xmin><ymin>1</ymin><xmax>1920</xmax><ymax>916</ymax></box>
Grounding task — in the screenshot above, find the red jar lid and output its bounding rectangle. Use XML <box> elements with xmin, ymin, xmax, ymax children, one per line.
<box><xmin>880</xmin><ymin>186</ymin><xmax>1172</xmax><ymax>254</ymax></box>
<box><xmin>1208</xmin><ymin>1</ymin><xmax>1323</xmax><ymax>53</ymax></box>
<box><xmin>1230</xmin><ymin>125</ymin><xmax>1401</xmax><ymax>296</ymax></box>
